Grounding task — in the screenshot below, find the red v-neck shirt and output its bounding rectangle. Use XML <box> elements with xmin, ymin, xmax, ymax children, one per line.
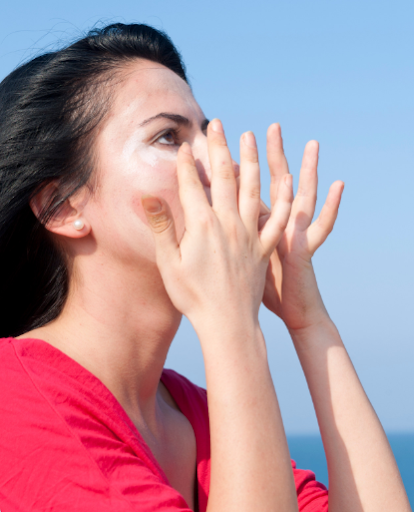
<box><xmin>0</xmin><ymin>337</ymin><xmax>328</xmax><ymax>511</ymax></box>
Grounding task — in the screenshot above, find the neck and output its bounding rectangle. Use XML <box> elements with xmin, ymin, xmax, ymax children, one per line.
<box><xmin>24</xmin><ymin>252</ymin><xmax>182</xmax><ymax>427</ymax></box>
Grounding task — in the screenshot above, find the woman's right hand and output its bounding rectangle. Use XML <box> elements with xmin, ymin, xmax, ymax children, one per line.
<box><xmin>142</xmin><ymin>119</ymin><xmax>299</xmax><ymax>512</ymax></box>
<box><xmin>142</xmin><ymin>119</ymin><xmax>293</xmax><ymax>332</ymax></box>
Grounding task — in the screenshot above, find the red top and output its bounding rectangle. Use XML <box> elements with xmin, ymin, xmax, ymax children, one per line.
<box><xmin>0</xmin><ymin>337</ymin><xmax>328</xmax><ymax>511</ymax></box>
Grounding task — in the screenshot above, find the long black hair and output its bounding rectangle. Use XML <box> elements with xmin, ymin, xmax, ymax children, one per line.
<box><xmin>0</xmin><ymin>23</ymin><xmax>187</xmax><ymax>337</ymax></box>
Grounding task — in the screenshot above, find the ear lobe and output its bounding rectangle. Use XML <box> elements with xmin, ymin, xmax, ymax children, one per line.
<box><xmin>30</xmin><ymin>181</ymin><xmax>91</xmax><ymax>239</ymax></box>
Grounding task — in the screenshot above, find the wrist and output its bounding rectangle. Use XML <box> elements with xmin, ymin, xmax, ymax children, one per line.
<box><xmin>189</xmin><ymin>304</ymin><xmax>260</xmax><ymax>340</ymax></box>
<box><xmin>193</xmin><ymin>315</ymin><xmax>266</xmax><ymax>358</ymax></box>
<box><xmin>288</xmin><ymin>315</ymin><xmax>342</xmax><ymax>350</ymax></box>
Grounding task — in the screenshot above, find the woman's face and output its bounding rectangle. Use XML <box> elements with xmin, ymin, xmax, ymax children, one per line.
<box><xmin>86</xmin><ymin>60</ymin><xmax>211</xmax><ymax>266</ymax></box>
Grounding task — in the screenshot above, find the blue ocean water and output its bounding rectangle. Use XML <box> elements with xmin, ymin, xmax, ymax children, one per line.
<box><xmin>287</xmin><ymin>433</ymin><xmax>414</xmax><ymax>507</ymax></box>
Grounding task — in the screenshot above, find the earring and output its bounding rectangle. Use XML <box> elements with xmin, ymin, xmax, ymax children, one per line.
<box><xmin>73</xmin><ymin>219</ymin><xmax>84</xmax><ymax>231</ymax></box>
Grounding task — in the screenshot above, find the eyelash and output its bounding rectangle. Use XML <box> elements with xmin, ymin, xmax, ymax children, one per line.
<box><xmin>155</xmin><ymin>128</ymin><xmax>180</xmax><ymax>146</ymax></box>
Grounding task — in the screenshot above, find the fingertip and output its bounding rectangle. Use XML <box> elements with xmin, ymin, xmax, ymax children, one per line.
<box><xmin>267</xmin><ymin>122</ymin><xmax>282</xmax><ymax>143</ymax></box>
<box><xmin>178</xmin><ymin>143</ymin><xmax>197</xmax><ymax>171</ymax></box>
<box><xmin>306</xmin><ymin>140</ymin><xmax>319</xmax><ymax>152</ymax></box>
<box><xmin>141</xmin><ymin>195</ymin><xmax>163</xmax><ymax>214</ymax></box>
<box><xmin>209</xmin><ymin>118</ymin><xmax>224</xmax><ymax>134</ymax></box>
<box><xmin>326</xmin><ymin>181</ymin><xmax>345</xmax><ymax>208</ymax></box>
<box><xmin>336</xmin><ymin>181</ymin><xmax>345</xmax><ymax>202</ymax></box>
<box><xmin>331</xmin><ymin>180</ymin><xmax>345</xmax><ymax>193</ymax></box>
<box><xmin>242</xmin><ymin>131</ymin><xmax>257</xmax><ymax>149</ymax></box>
<box><xmin>180</xmin><ymin>141</ymin><xmax>193</xmax><ymax>157</ymax></box>
<box><xmin>141</xmin><ymin>196</ymin><xmax>175</xmax><ymax>237</ymax></box>
<box><xmin>268</xmin><ymin>122</ymin><xmax>281</xmax><ymax>134</ymax></box>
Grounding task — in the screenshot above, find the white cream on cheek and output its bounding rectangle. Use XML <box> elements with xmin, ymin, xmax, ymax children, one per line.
<box><xmin>121</xmin><ymin>131</ymin><xmax>177</xmax><ymax>173</ymax></box>
<box><xmin>119</xmin><ymin>130</ymin><xmax>181</xmax><ymax>225</ymax></box>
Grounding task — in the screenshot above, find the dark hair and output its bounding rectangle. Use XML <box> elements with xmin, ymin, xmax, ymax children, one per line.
<box><xmin>0</xmin><ymin>23</ymin><xmax>187</xmax><ymax>337</ymax></box>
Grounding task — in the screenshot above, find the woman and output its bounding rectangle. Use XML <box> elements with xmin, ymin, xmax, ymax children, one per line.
<box><xmin>0</xmin><ymin>23</ymin><xmax>410</xmax><ymax>512</ymax></box>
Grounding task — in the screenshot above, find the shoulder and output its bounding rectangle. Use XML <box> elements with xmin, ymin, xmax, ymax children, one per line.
<box><xmin>0</xmin><ymin>335</ymin><xmax>16</xmax><ymax>351</ymax></box>
<box><xmin>0</xmin><ymin>336</ymin><xmax>31</xmax><ymax>386</ymax></box>
<box><xmin>0</xmin><ymin>339</ymin><xmax>194</xmax><ymax>511</ymax></box>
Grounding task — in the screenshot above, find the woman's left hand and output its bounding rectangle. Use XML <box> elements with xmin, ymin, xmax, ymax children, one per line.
<box><xmin>259</xmin><ymin>126</ymin><xmax>413</xmax><ymax>512</ymax></box>
<box><xmin>260</xmin><ymin>124</ymin><xmax>344</xmax><ymax>333</ymax></box>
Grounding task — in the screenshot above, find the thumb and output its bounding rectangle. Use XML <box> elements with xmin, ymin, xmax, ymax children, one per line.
<box><xmin>141</xmin><ymin>196</ymin><xmax>180</xmax><ymax>267</ymax></box>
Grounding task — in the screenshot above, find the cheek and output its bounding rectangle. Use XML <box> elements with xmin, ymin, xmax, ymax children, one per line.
<box><xmin>92</xmin><ymin>154</ymin><xmax>185</xmax><ymax>264</ymax></box>
<box><xmin>129</xmin><ymin>163</ymin><xmax>185</xmax><ymax>236</ymax></box>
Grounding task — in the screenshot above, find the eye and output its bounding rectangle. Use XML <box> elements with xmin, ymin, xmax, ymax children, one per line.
<box><xmin>156</xmin><ymin>130</ymin><xmax>178</xmax><ymax>146</ymax></box>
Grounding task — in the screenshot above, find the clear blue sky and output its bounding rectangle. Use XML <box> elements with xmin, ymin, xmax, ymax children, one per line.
<box><xmin>1</xmin><ymin>0</ymin><xmax>413</xmax><ymax>434</ymax></box>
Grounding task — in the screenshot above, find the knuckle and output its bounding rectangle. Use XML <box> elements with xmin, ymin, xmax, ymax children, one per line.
<box><xmin>198</xmin><ymin>211</ymin><xmax>215</xmax><ymax>229</ymax></box>
<box><xmin>248</xmin><ymin>185</ymin><xmax>261</xmax><ymax>200</ymax></box>
<box><xmin>273</xmin><ymin>214</ymin><xmax>289</xmax><ymax>231</ymax></box>
<box><xmin>221</xmin><ymin>215</ymin><xmax>242</xmax><ymax>239</ymax></box>
<box><xmin>297</xmin><ymin>186</ymin><xmax>317</xmax><ymax>201</ymax></box>
<box><xmin>181</xmin><ymin>165</ymin><xmax>197</xmax><ymax>180</ymax></box>
<box><xmin>184</xmin><ymin>173</ymin><xmax>202</xmax><ymax>188</ymax></box>
<box><xmin>246</xmin><ymin>152</ymin><xmax>259</xmax><ymax>164</ymax></box>
<box><xmin>212</xmin><ymin>135</ymin><xmax>228</xmax><ymax>147</ymax></box>
<box><xmin>216</xmin><ymin>163</ymin><xmax>235</xmax><ymax>180</ymax></box>
<box><xmin>270</xmin><ymin>175</ymin><xmax>280</xmax><ymax>187</ymax></box>
<box><xmin>274</xmin><ymin>220</ymin><xmax>286</xmax><ymax>233</ymax></box>
<box><xmin>296</xmin><ymin>185</ymin><xmax>307</xmax><ymax>196</ymax></box>
<box><xmin>317</xmin><ymin>218</ymin><xmax>332</xmax><ymax>234</ymax></box>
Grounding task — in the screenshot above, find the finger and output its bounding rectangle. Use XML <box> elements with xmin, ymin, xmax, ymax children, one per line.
<box><xmin>207</xmin><ymin>119</ymin><xmax>238</xmax><ymax>215</ymax></box>
<box><xmin>142</xmin><ymin>196</ymin><xmax>180</xmax><ymax>268</ymax></box>
<box><xmin>267</xmin><ymin>123</ymin><xmax>290</xmax><ymax>206</ymax></box>
<box><xmin>290</xmin><ymin>140</ymin><xmax>319</xmax><ymax>231</ymax></box>
<box><xmin>177</xmin><ymin>142</ymin><xmax>211</xmax><ymax>230</ymax></box>
<box><xmin>238</xmin><ymin>131</ymin><xmax>261</xmax><ymax>233</ymax></box>
<box><xmin>260</xmin><ymin>174</ymin><xmax>293</xmax><ymax>256</ymax></box>
<box><xmin>232</xmin><ymin>159</ymin><xmax>240</xmax><ymax>179</ymax></box>
<box><xmin>307</xmin><ymin>181</ymin><xmax>344</xmax><ymax>255</ymax></box>
<box><xmin>258</xmin><ymin>200</ymin><xmax>270</xmax><ymax>231</ymax></box>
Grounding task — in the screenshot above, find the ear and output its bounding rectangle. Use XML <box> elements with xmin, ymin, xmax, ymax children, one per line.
<box><xmin>30</xmin><ymin>181</ymin><xmax>91</xmax><ymax>239</ymax></box>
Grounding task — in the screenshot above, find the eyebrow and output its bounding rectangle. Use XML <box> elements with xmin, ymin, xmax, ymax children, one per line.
<box><xmin>139</xmin><ymin>112</ymin><xmax>210</xmax><ymax>131</ymax></box>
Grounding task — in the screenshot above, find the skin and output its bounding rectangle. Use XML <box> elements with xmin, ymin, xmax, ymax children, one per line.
<box><xmin>22</xmin><ymin>59</ymin><xmax>410</xmax><ymax>512</ymax></box>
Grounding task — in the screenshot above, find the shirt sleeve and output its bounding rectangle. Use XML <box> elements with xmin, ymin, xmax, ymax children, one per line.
<box><xmin>162</xmin><ymin>368</ymin><xmax>329</xmax><ymax>512</ymax></box>
<box><xmin>292</xmin><ymin>460</ymin><xmax>329</xmax><ymax>512</ymax></box>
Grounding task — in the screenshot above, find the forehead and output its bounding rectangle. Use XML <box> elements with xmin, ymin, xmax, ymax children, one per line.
<box><xmin>107</xmin><ymin>60</ymin><xmax>202</xmax><ymax>126</ymax></box>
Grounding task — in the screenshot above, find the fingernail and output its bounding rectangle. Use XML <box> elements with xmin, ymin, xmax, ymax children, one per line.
<box><xmin>211</xmin><ymin>119</ymin><xmax>224</xmax><ymax>133</ymax></box>
<box><xmin>142</xmin><ymin>196</ymin><xmax>162</xmax><ymax>214</ymax></box>
<box><xmin>243</xmin><ymin>131</ymin><xmax>257</xmax><ymax>149</ymax></box>
<box><xmin>180</xmin><ymin>142</ymin><xmax>193</xmax><ymax>155</ymax></box>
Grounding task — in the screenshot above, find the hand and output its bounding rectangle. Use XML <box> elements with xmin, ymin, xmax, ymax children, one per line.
<box><xmin>141</xmin><ymin>120</ymin><xmax>293</xmax><ymax>333</ymax></box>
<box><xmin>261</xmin><ymin>124</ymin><xmax>344</xmax><ymax>332</ymax></box>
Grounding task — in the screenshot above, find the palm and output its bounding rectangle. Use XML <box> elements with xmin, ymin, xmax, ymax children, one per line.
<box><xmin>261</xmin><ymin>124</ymin><xmax>344</xmax><ymax>330</ymax></box>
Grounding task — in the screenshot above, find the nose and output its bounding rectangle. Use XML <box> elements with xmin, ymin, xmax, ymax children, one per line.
<box><xmin>191</xmin><ymin>135</ymin><xmax>240</xmax><ymax>188</ymax></box>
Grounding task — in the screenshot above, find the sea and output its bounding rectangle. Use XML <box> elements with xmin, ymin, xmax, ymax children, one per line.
<box><xmin>287</xmin><ymin>432</ymin><xmax>414</xmax><ymax>507</ymax></box>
